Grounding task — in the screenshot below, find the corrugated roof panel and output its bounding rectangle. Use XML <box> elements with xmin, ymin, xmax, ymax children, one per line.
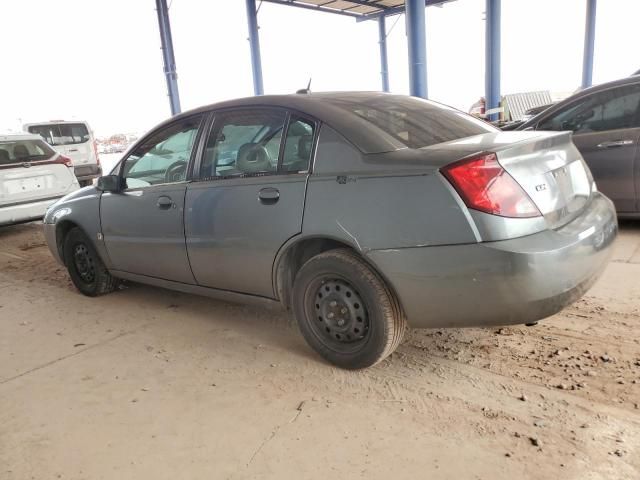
<box><xmin>376</xmin><ymin>0</ymin><xmax>405</xmax><ymax>7</ymax></box>
<box><xmin>503</xmin><ymin>91</ymin><xmax>553</xmax><ymax>121</ymax></box>
<box><xmin>348</xmin><ymin>4</ymin><xmax>384</xmax><ymax>14</ymax></box>
<box><xmin>262</xmin><ymin>0</ymin><xmax>452</xmax><ymax>18</ymax></box>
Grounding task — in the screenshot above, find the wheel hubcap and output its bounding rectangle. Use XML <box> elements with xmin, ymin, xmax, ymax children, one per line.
<box><xmin>73</xmin><ymin>244</ymin><xmax>95</xmax><ymax>283</ymax></box>
<box><xmin>313</xmin><ymin>279</ymin><xmax>369</xmax><ymax>344</ymax></box>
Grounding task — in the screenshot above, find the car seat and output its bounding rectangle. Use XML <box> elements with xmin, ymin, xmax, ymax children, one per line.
<box><xmin>13</xmin><ymin>144</ymin><xmax>30</xmax><ymax>160</ymax></box>
<box><xmin>236</xmin><ymin>143</ymin><xmax>272</xmax><ymax>173</ymax></box>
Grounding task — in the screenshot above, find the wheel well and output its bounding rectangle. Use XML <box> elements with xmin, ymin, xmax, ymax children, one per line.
<box><xmin>275</xmin><ymin>237</ymin><xmax>356</xmax><ymax>310</ymax></box>
<box><xmin>55</xmin><ymin>220</ymin><xmax>79</xmax><ymax>266</ymax></box>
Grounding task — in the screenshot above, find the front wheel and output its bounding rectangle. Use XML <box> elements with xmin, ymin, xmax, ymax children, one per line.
<box><xmin>292</xmin><ymin>249</ymin><xmax>406</xmax><ymax>369</ymax></box>
<box><xmin>63</xmin><ymin>227</ymin><xmax>117</xmax><ymax>296</ymax></box>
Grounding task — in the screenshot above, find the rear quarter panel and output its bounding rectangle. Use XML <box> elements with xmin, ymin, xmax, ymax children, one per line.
<box><xmin>302</xmin><ymin>125</ymin><xmax>478</xmax><ymax>251</ymax></box>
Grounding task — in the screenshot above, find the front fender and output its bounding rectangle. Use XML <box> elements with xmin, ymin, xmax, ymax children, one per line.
<box><xmin>43</xmin><ymin>186</ymin><xmax>111</xmax><ymax>268</ymax></box>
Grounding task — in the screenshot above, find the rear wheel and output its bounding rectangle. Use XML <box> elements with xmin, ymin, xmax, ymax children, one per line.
<box><xmin>292</xmin><ymin>249</ymin><xmax>406</xmax><ymax>369</ymax></box>
<box><xmin>63</xmin><ymin>227</ymin><xmax>117</xmax><ymax>296</ymax></box>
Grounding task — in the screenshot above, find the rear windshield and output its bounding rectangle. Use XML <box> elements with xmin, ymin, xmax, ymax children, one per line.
<box><xmin>0</xmin><ymin>139</ymin><xmax>56</xmax><ymax>165</ymax></box>
<box><xmin>325</xmin><ymin>96</ymin><xmax>496</xmax><ymax>149</ymax></box>
<box><xmin>27</xmin><ymin>123</ymin><xmax>90</xmax><ymax>146</ymax></box>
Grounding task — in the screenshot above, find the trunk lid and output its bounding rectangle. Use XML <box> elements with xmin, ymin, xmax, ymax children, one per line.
<box><xmin>62</xmin><ymin>141</ymin><xmax>93</xmax><ymax>166</ymax></box>
<box><xmin>493</xmin><ymin>131</ymin><xmax>593</xmax><ymax>229</ymax></box>
<box><xmin>0</xmin><ymin>162</ymin><xmax>77</xmax><ymax>206</ymax></box>
<box><xmin>424</xmin><ymin>131</ymin><xmax>594</xmax><ymax>229</ymax></box>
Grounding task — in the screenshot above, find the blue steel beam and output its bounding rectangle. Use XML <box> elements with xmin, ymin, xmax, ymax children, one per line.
<box><xmin>405</xmin><ymin>0</ymin><xmax>427</xmax><ymax>98</ymax></box>
<box><xmin>582</xmin><ymin>0</ymin><xmax>597</xmax><ymax>89</ymax></box>
<box><xmin>378</xmin><ymin>16</ymin><xmax>390</xmax><ymax>92</ymax></box>
<box><xmin>155</xmin><ymin>0</ymin><xmax>181</xmax><ymax>115</ymax></box>
<box><xmin>485</xmin><ymin>0</ymin><xmax>500</xmax><ymax>122</ymax></box>
<box><xmin>245</xmin><ymin>0</ymin><xmax>265</xmax><ymax>95</ymax></box>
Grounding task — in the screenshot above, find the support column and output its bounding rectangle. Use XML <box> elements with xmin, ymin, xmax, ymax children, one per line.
<box><xmin>245</xmin><ymin>0</ymin><xmax>264</xmax><ymax>96</ymax></box>
<box><xmin>405</xmin><ymin>0</ymin><xmax>427</xmax><ymax>98</ymax></box>
<box><xmin>155</xmin><ymin>0</ymin><xmax>181</xmax><ymax>115</ymax></box>
<box><xmin>582</xmin><ymin>0</ymin><xmax>597</xmax><ymax>89</ymax></box>
<box><xmin>485</xmin><ymin>0</ymin><xmax>500</xmax><ymax>122</ymax></box>
<box><xmin>378</xmin><ymin>16</ymin><xmax>390</xmax><ymax>92</ymax></box>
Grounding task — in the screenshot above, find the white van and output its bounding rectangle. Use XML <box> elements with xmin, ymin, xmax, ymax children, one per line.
<box><xmin>0</xmin><ymin>133</ymin><xmax>79</xmax><ymax>226</ymax></box>
<box><xmin>24</xmin><ymin>120</ymin><xmax>102</xmax><ymax>186</ymax></box>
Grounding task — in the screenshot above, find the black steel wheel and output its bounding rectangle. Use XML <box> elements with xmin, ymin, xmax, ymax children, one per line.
<box><xmin>63</xmin><ymin>227</ymin><xmax>117</xmax><ymax>297</ymax></box>
<box><xmin>73</xmin><ymin>243</ymin><xmax>96</xmax><ymax>284</ymax></box>
<box><xmin>292</xmin><ymin>248</ymin><xmax>406</xmax><ymax>369</ymax></box>
<box><xmin>307</xmin><ymin>277</ymin><xmax>370</xmax><ymax>353</ymax></box>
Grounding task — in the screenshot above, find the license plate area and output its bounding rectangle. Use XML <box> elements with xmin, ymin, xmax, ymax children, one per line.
<box><xmin>5</xmin><ymin>175</ymin><xmax>52</xmax><ymax>194</ymax></box>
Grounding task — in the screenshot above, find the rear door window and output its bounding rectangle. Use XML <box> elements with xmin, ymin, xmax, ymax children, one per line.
<box><xmin>538</xmin><ymin>84</ymin><xmax>640</xmax><ymax>133</ymax></box>
<box><xmin>201</xmin><ymin>109</ymin><xmax>286</xmax><ymax>178</ymax></box>
<box><xmin>281</xmin><ymin>116</ymin><xmax>315</xmax><ymax>173</ymax></box>
<box><xmin>28</xmin><ymin>123</ymin><xmax>90</xmax><ymax>145</ymax></box>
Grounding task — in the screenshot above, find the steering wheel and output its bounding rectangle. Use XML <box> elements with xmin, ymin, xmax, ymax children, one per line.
<box><xmin>164</xmin><ymin>160</ymin><xmax>188</xmax><ymax>183</ymax></box>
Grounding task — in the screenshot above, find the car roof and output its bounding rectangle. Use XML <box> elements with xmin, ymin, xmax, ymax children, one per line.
<box><xmin>572</xmin><ymin>75</ymin><xmax>640</xmax><ymax>96</ymax></box>
<box><xmin>0</xmin><ymin>133</ymin><xmax>44</xmax><ymax>142</ymax></box>
<box><xmin>24</xmin><ymin>120</ymin><xmax>91</xmax><ymax>126</ymax></box>
<box><xmin>153</xmin><ymin>91</ymin><xmax>415</xmax><ymax>154</ymax></box>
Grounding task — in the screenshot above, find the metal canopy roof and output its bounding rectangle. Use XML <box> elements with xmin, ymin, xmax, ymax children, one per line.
<box><xmin>261</xmin><ymin>0</ymin><xmax>453</xmax><ymax>20</ymax></box>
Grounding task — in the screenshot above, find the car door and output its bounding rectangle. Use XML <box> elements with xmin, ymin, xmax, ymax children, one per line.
<box><xmin>536</xmin><ymin>83</ymin><xmax>640</xmax><ymax>212</ymax></box>
<box><xmin>185</xmin><ymin>108</ymin><xmax>317</xmax><ymax>297</ymax></box>
<box><xmin>100</xmin><ymin>114</ymin><xmax>205</xmax><ymax>283</ymax></box>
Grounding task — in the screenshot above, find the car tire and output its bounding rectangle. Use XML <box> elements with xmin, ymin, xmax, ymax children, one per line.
<box><xmin>79</xmin><ymin>180</ymin><xmax>93</xmax><ymax>187</ymax></box>
<box><xmin>292</xmin><ymin>248</ymin><xmax>406</xmax><ymax>369</ymax></box>
<box><xmin>63</xmin><ymin>227</ymin><xmax>117</xmax><ymax>297</ymax></box>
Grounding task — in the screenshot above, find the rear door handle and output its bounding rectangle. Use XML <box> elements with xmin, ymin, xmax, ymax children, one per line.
<box><xmin>596</xmin><ymin>140</ymin><xmax>634</xmax><ymax>148</ymax></box>
<box><xmin>258</xmin><ymin>187</ymin><xmax>279</xmax><ymax>204</ymax></box>
<box><xmin>157</xmin><ymin>195</ymin><xmax>173</xmax><ymax>209</ymax></box>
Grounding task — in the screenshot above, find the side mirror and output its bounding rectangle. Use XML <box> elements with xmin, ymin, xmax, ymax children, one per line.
<box><xmin>96</xmin><ymin>174</ymin><xmax>124</xmax><ymax>193</ymax></box>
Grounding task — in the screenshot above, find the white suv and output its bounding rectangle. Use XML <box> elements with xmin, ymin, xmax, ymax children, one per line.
<box><xmin>24</xmin><ymin>120</ymin><xmax>102</xmax><ymax>186</ymax></box>
<box><xmin>0</xmin><ymin>133</ymin><xmax>79</xmax><ymax>226</ymax></box>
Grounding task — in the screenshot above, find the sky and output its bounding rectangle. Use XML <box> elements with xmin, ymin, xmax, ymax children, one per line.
<box><xmin>1</xmin><ymin>0</ymin><xmax>638</xmax><ymax>137</ymax></box>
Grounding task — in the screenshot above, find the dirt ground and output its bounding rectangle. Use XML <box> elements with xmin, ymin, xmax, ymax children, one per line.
<box><xmin>1</xmin><ymin>222</ymin><xmax>639</xmax><ymax>480</ymax></box>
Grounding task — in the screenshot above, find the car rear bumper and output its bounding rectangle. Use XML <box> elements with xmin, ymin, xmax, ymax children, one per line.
<box><xmin>367</xmin><ymin>192</ymin><xmax>617</xmax><ymax>328</ymax></box>
<box><xmin>74</xmin><ymin>164</ymin><xmax>102</xmax><ymax>182</ymax></box>
<box><xmin>0</xmin><ymin>195</ymin><xmax>67</xmax><ymax>227</ymax></box>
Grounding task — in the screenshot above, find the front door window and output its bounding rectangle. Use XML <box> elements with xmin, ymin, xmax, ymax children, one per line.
<box><xmin>121</xmin><ymin>115</ymin><xmax>203</xmax><ymax>188</ymax></box>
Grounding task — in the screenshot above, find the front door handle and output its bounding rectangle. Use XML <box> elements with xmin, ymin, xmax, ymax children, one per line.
<box><xmin>157</xmin><ymin>195</ymin><xmax>173</xmax><ymax>209</ymax></box>
<box><xmin>258</xmin><ymin>187</ymin><xmax>280</xmax><ymax>204</ymax></box>
<box><xmin>597</xmin><ymin>139</ymin><xmax>634</xmax><ymax>149</ymax></box>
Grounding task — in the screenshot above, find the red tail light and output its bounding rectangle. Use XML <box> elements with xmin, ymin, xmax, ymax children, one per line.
<box><xmin>55</xmin><ymin>154</ymin><xmax>74</xmax><ymax>168</ymax></box>
<box><xmin>442</xmin><ymin>152</ymin><xmax>541</xmax><ymax>218</ymax></box>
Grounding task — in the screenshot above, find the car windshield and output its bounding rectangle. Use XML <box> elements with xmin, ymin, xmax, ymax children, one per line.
<box><xmin>325</xmin><ymin>96</ymin><xmax>496</xmax><ymax>149</ymax></box>
<box><xmin>0</xmin><ymin>139</ymin><xmax>56</xmax><ymax>166</ymax></box>
<box><xmin>27</xmin><ymin>123</ymin><xmax>90</xmax><ymax>146</ymax></box>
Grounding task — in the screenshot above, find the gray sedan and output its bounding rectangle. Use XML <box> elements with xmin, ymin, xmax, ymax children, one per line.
<box><xmin>43</xmin><ymin>93</ymin><xmax>617</xmax><ymax>369</ymax></box>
